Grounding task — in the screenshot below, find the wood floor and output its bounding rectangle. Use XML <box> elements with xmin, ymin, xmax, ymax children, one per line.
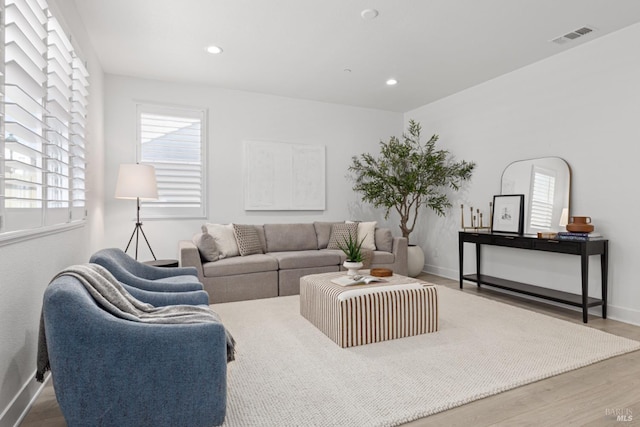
<box><xmin>21</xmin><ymin>273</ymin><xmax>640</xmax><ymax>427</ymax></box>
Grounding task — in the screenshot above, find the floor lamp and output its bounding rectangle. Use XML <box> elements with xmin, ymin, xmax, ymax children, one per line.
<box><xmin>115</xmin><ymin>163</ymin><xmax>159</xmax><ymax>260</ymax></box>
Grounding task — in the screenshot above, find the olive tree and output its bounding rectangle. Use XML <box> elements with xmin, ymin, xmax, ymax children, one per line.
<box><xmin>348</xmin><ymin>120</ymin><xmax>475</xmax><ymax>241</ymax></box>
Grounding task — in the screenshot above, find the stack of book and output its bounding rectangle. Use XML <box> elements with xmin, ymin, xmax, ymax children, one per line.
<box><xmin>556</xmin><ymin>232</ymin><xmax>604</xmax><ymax>241</ymax></box>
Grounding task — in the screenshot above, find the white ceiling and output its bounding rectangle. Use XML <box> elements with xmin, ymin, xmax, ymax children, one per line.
<box><xmin>70</xmin><ymin>0</ymin><xmax>640</xmax><ymax>112</ymax></box>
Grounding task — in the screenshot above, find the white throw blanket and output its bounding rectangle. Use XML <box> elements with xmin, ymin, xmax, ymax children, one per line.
<box><xmin>36</xmin><ymin>263</ymin><xmax>235</xmax><ymax>382</ymax></box>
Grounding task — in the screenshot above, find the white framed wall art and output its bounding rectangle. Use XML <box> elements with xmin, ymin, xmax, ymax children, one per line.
<box><xmin>243</xmin><ymin>140</ymin><xmax>326</xmax><ymax>211</ymax></box>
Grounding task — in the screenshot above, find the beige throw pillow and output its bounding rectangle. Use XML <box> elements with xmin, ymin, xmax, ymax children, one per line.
<box><xmin>347</xmin><ymin>220</ymin><xmax>377</xmax><ymax>251</ymax></box>
<box><xmin>193</xmin><ymin>225</ymin><xmax>219</xmax><ymax>262</ymax></box>
<box><xmin>205</xmin><ymin>223</ymin><xmax>239</xmax><ymax>259</ymax></box>
<box><xmin>327</xmin><ymin>222</ymin><xmax>358</xmax><ymax>250</ymax></box>
<box><xmin>233</xmin><ymin>224</ymin><xmax>264</xmax><ymax>256</ymax></box>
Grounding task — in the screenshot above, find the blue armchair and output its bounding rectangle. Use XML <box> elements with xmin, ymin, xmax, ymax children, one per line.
<box><xmin>90</xmin><ymin>248</ymin><xmax>203</xmax><ymax>292</ymax></box>
<box><xmin>42</xmin><ymin>274</ymin><xmax>227</xmax><ymax>426</ymax></box>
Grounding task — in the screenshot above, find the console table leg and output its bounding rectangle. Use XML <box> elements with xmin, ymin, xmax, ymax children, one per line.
<box><xmin>581</xmin><ymin>252</ymin><xmax>589</xmax><ymax>323</ymax></box>
<box><xmin>459</xmin><ymin>239</ymin><xmax>464</xmax><ymax>289</ymax></box>
<box><xmin>476</xmin><ymin>243</ymin><xmax>482</xmax><ymax>288</ymax></box>
<box><xmin>602</xmin><ymin>241</ymin><xmax>608</xmax><ymax>319</ymax></box>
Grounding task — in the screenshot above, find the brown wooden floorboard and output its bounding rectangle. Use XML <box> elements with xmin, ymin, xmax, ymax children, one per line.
<box><xmin>20</xmin><ymin>273</ymin><xmax>640</xmax><ymax>426</ymax></box>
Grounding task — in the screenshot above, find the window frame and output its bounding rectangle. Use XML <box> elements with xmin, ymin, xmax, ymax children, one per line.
<box><xmin>135</xmin><ymin>102</ymin><xmax>208</xmax><ymax>220</ymax></box>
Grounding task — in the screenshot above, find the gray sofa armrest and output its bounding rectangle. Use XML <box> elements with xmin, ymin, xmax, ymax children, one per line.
<box><xmin>179</xmin><ymin>240</ymin><xmax>205</xmax><ymax>282</ymax></box>
<box><xmin>392</xmin><ymin>236</ymin><xmax>408</xmax><ymax>276</ymax></box>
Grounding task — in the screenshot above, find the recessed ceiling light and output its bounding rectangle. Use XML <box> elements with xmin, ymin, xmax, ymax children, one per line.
<box><xmin>206</xmin><ymin>45</ymin><xmax>223</xmax><ymax>54</ymax></box>
<box><xmin>386</xmin><ymin>78</ymin><xmax>398</xmax><ymax>86</ymax></box>
<box><xmin>361</xmin><ymin>9</ymin><xmax>379</xmax><ymax>20</ymax></box>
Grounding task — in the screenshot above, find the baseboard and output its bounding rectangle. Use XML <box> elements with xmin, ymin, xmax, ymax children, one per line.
<box><xmin>0</xmin><ymin>371</ymin><xmax>48</xmax><ymax>427</ymax></box>
<box><xmin>423</xmin><ymin>263</ymin><xmax>457</xmax><ymax>281</ymax></box>
<box><xmin>606</xmin><ymin>305</ymin><xmax>640</xmax><ymax>327</ymax></box>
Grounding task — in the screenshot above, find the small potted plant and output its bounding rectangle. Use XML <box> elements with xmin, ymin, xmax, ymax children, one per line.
<box><xmin>337</xmin><ymin>233</ymin><xmax>366</xmax><ymax>277</ymax></box>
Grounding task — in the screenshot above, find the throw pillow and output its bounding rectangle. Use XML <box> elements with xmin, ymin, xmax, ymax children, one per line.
<box><xmin>192</xmin><ymin>225</ymin><xmax>219</xmax><ymax>262</ymax></box>
<box><xmin>233</xmin><ymin>224</ymin><xmax>264</xmax><ymax>256</ymax></box>
<box><xmin>313</xmin><ymin>221</ymin><xmax>343</xmax><ymax>249</ymax></box>
<box><xmin>375</xmin><ymin>228</ymin><xmax>393</xmax><ymax>253</ymax></box>
<box><xmin>347</xmin><ymin>220</ymin><xmax>377</xmax><ymax>251</ymax></box>
<box><xmin>205</xmin><ymin>223</ymin><xmax>239</xmax><ymax>259</ymax></box>
<box><xmin>327</xmin><ymin>222</ymin><xmax>358</xmax><ymax>250</ymax></box>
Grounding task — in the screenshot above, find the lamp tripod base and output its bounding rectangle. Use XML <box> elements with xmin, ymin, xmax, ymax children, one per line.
<box><xmin>123</xmin><ymin>197</ymin><xmax>157</xmax><ymax>261</ymax></box>
<box><xmin>124</xmin><ymin>222</ymin><xmax>156</xmax><ymax>261</ymax></box>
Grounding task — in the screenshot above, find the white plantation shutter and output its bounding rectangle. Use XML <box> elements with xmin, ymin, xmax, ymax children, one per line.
<box><xmin>3</xmin><ymin>0</ymin><xmax>48</xmax><ymax>231</ymax></box>
<box><xmin>137</xmin><ymin>104</ymin><xmax>206</xmax><ymax>218</ymax></box>
<box><xmin>529</xmin><ymin>167</ymin><xmax>556</xmax><ymax>230</ymax></box>
<box><xmin>70</xmin><ymin>54</ymin><xmax>88</xmax><ymax>219</ymax></box>
<box><xmin>0</xmin><ymin>0</ymin><xmax>89</xmax><ymax>235</ymax></box>
<box><xmin>44</xmin><ymin>13</ymin><xmax>71</xmax><ymax>225</ymax></box>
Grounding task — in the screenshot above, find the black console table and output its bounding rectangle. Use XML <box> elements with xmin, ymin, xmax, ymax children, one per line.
<box><xmin>458</xmin><ymin>231</ymin><xmax>608</xmax><ymax>323</ymax></box>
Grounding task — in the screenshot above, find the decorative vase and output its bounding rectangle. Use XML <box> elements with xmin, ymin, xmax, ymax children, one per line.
<box><xmin>343</xmin><ymin>261</ymin><xmax>363</xmax><ymax>277</ymax></box>
<box><xmin>566</xmin><ymin>216</ymin><xmax>594</xmax><ymax>233</ymax></box>
<box><xmin>407</xmin><ymin>245</ymin><xmax>425</xmax><ymax>277</ymax></box>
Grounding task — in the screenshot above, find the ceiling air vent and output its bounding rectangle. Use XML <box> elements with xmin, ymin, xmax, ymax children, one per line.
<box><xmin>550</xmin><ymin>26</ymin><xmax>595</xmax><ymax>45</ymax></box>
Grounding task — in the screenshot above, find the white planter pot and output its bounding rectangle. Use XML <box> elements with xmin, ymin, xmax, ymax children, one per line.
<box><xmin>343</xmin><ymin>261</ymin><xmax>363</xmax><ymax>277</ymax></box>
<box><xmin>407</xmin><ymin>245</ymin><xmax>425</xmax><ymax>277</ymax></box>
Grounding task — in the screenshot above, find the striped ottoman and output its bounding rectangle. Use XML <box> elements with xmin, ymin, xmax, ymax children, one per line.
<box><xmin>300</xmin><ymin>271</ymin><xmax>439</xmax><ymax>348</ymax></box>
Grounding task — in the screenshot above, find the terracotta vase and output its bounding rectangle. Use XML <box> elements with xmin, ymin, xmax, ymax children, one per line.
<box><xmin>566</xmin><ymin>216</ymin><xmax>594</xmax><ymax>233</ymax></box>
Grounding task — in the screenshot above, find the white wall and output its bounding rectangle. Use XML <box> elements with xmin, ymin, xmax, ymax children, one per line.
<box><xmin>103</xmin><ymin>75</ymin><xmax>403</xmax><ymax>260</ymax></box>
<box><xmin>406</xmin><ymin>22</ymin><xmax>640</xmax><ymax>324</ymax></box>
<box><xmin>0</xmin><ymin>1</ymin><xmax>104</xmax><ymax>426</ymax></box>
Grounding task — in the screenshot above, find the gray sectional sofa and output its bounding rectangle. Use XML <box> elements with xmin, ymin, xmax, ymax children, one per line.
<box><xmin>179</xmin><ymin>222</ymin><xmax>408</xmax><ymax>303</ymax></box>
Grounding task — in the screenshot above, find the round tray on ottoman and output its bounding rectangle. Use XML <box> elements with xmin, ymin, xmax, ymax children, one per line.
<box><xmin>370</xmin><ymin>268</ymin><xmax>393</xmax><ymax>277</ymax></box>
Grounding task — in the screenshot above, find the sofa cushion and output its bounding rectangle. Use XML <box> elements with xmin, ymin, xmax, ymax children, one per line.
<box><xmin>205</xmin><ymin>223</ymin><xmax>239</xmax><ymax>259</ymax></box>
<box><xmin>268</xmin><ymin>250</ymin><xmax>341</xmax><ymax>270</ymax></box>
<box><xmin>254</xmin><ymin>225</ymin><xmax>267</xmax><ymax>253</ymax></box>
<box><xmin>313</xmin><ymin>221</ymin><xmax>344</xmax><ymax>249</ymax></box>
<box><xmin>375</xmin><ymin>228</ymin><xmax>393</xmax><ymax>253</ymax></box>
<box><xmin>370</xmin><ymin>250</ymin><xmax>395</xmax><ymax>264</ymax></box>
<box><xmin>203</xmin><ymin>254</ymin><xmax>278</xmax><ymax>277</ymax></box>
<box><xmin>264</xmin><ymin>223</ymin><xmax>318</xmax><ymax>252</ymax></box>
<box><xmin>321</xmin><ymin>248</ymin><xmax>347</xmax><ymax>263</ymax></box>
<box><xmin>192</xmin><ymin>225</ymin><xmax>219</xmax><ymax>262</ymax></box>
<box><xmin>233</xmin><ymin>224</ymin><xmax>264</xmax><ymax>256</ymax></box>
<box><xmin>321</xmin><ymin>249</ymin><xmax>393</xmax><ymax>266</ymax></box>
<box><xmin>327</xmin><ymin>222</ymin><xmax>358</xmax><ymax>250</ymax></box>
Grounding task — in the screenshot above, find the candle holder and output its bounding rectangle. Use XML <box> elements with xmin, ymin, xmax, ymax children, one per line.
<box><xmin>460</xmin><ymin>202</ymin><xmax>492</xmax><ymax>232</ymax></box>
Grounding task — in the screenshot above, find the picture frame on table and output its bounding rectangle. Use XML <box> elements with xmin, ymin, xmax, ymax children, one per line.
<box><xmin>491</xmin><ymin>194</ymin><xmax>525</xmax><ymax>234</ymax></box>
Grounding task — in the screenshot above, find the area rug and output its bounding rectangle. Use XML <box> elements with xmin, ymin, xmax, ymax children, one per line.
<box><xmin>213</xmin><ymin>285</ymin><xmax>640</xmax><ymax>427</ymax></box>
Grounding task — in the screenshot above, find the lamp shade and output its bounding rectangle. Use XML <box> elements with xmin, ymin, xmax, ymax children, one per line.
<box><xmin>115</xmin><ymin>163</ymin><xmax>158</xmax><ymax>200</ymax></box>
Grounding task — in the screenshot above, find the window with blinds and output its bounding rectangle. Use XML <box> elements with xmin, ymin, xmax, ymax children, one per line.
<box><xmin>529</xmin><ymin>167</ymin><xmax>556</xmax><ymax>230</ymax></box>
<box><xmin>0</xmin><ymin>0</ymin><xmax>90</xmax><ymax>235</ymax></box>
<box><xmin>137</xmin><ymin>104</ymin><xmax>206</xmax><ymax>219</ymax></box>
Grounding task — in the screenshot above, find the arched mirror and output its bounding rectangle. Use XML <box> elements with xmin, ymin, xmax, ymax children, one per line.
<box><xmin>501</xmin><ymin>157</ymin><xmax>571</xmax><ymax>236</ymax></box>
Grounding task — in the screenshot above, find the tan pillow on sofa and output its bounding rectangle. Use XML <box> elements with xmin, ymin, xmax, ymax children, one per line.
<box><xmin>205</xmin><ymin>223</ymin><xmax>239</xmax><ymax>259</ymax></box>
<box><xmin>193</xmin><ymin>225</ymin><xmax>220</xmax><ymax>262</ymax></box>
<box><xmin>375</xmin><ymin>228</ymin><xmax>394</xmax><ymax>253</ymax></box>
<box><xmin>347</xmin><ymin>220</ymin><xmax>377</xmax><ymax>251</ymax></box>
